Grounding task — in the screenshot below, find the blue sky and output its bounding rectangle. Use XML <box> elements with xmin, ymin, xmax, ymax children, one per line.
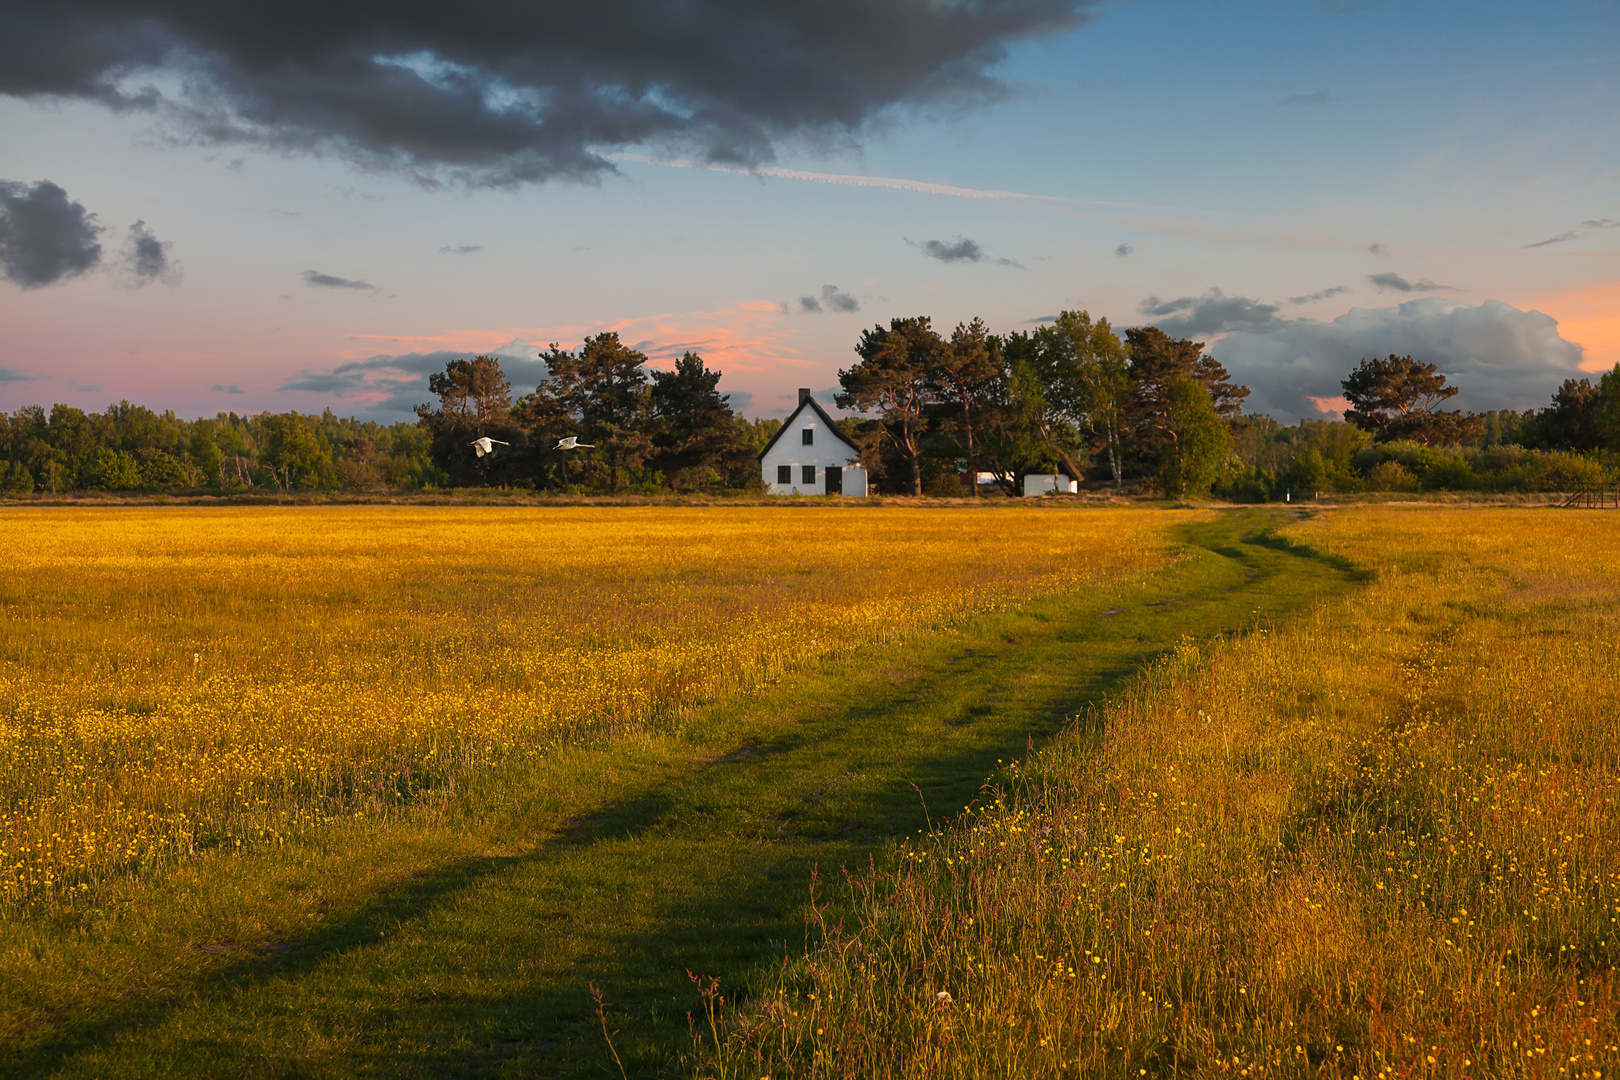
<box><xmin>1</xmin><ymin>0</ymin><xmax>1615</xmax><ymax>422</ymax></box>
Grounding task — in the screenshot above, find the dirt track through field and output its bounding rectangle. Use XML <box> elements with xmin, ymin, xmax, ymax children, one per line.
<box><xmin>8</xmin><ymin>508</ymin><xmax>1366</xmax><ymax>1080</ymax></box>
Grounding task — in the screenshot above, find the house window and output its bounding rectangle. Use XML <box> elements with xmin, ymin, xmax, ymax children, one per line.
<box><xmin>802</xmin><ymin>427</ymin><xmax>814</xmax><ymax>445</ymax></box>
<box><xmin>777</xmin><ymin>464</ymin><xmax>792</xmax><ymax>484</ymax></box>
<box><xmin>802</xmin><ymin>465</ymin><xmax>816</xmax><ymax>485</ymax></box>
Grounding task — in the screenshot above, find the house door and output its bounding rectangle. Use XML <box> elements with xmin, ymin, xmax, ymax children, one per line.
<box><xmin>824</xmin><ymin>466</ymin><xmax>842</xmax><ymax>495</ymax></box>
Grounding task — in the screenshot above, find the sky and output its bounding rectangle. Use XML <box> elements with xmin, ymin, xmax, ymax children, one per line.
<box><xmin>1</xmin><ymin>0</ymin><xmax>1616</xmax><ymax>423</ymax></box>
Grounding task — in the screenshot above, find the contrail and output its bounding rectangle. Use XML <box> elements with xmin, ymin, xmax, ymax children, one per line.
<box><xmin>608</xmin><ymin>153</ymin><xmax>1068</xmax><ymax>203</ymax></box>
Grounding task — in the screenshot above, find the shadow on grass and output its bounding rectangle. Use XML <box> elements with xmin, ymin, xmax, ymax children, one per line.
<box><xmin>7</xmin><ymin>508</ymin><xmax>1369</xmax><ymax>1080</ymax></box>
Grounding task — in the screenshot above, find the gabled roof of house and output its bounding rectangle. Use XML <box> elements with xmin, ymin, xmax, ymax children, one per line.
<box><xmin>756</xmin><ymin>394</ymin><xmax>859</xmax><ymax>461</ymax></box>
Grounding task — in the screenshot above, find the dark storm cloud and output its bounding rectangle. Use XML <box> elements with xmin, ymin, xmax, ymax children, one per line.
<box><xmin>0</xmin><ymin>1</ymin><xmax>1099</xmax><ymax>186</ymax></box>
<box><xmin>918</xmin><ymin>237</ymin><xmax>983</xmax><ymax>263</ymax></box>
<box><xmin>1368</xmin><ymin>271</ymin><xmax>1458</xmax><ymax>294</ymax></box>
<box><xmin>120</xmin><ymin>219</ymin><xmax>181</xmax><ymax>286</ymax></box>
<box><xmin>1288</xmin><ymin>285</ymin><xmax>1350</xmax><ymax>305</ymax></box>
<box><xmin>1136</xmin><ymin>287</ymin><xmax>1278</xmax><ymax>337</ymax></box>
<box><xmin>1367</xmin><ymin>243</ymin><xmax>1386</xmax><ymax>255</ymax></box>
<box><xmin>1114</xmin><ymin>243</ymin><xmax>1132</xmax><ymax>257</ymax></box>
<box><xmin>302</xmin><ymin>269</ymin><xmax>374</xmax><ymax>290</ymax></box>
<box><xmin>1524</xmin><ymin>218</ymin><xmax>1619</xmax><ymax>248</ymax></box>
<box><xmin>1283</xmin><ymin>89</ymin><xmax>1331</xmax><ymax>105</ymax></box>
<box><xmin>800</xmin><ymin>284</ymin><xmax>859</xmax><ymax>313</ymax></box>
<box><xmin>0</xmin><ymin>179</ymin><xmax>103</xmax><ymax>288</ymax></box>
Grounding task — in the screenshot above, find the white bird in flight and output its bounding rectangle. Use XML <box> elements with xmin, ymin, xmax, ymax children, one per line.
<box><xmin>554</xmin><ymin>436</ymin><xmax>595</xmax><ymax>450</ymax></box>
<box><xmin>471</xmin><ymin>436</ymin><xmax>509</xmax><ymax>458</ymax></box>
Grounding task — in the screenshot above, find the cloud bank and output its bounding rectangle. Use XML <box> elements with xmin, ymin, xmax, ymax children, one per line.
<box><xmin>1138</xmin><ymin>288</ymin><xmax>1279</xmax><ymax>337</ymax></box>
<box><xmin>0</xmin><ymin>0</ymin><xmax>1099</xmax><ymax>186</ymax></box>
<box><xmin>277</xmin><ymin>301</ymin><xmax>799</xmax><ymax>416</ymax></box>
<box><xmin>1136</xmin><ymin>288</ymin><xmax>1586</xmax><ymax>421</ymax></box>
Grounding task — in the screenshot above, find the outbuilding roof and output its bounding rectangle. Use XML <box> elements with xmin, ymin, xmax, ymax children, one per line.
<box><xmin>756</xmin><ymin>391</ymin><xmax>859</xmax><ymax>461</ymax></box>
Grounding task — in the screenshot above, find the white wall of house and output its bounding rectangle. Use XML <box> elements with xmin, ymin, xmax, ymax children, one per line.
<box><xmin>1022</xmin><ymin>473</ymin><xmax>1077</xmax><ymax>496</ymax></box>
<box><xmin>759</xmin><ymin>394</ymin><xmax>868</xmax><ymax>497</ymax></box>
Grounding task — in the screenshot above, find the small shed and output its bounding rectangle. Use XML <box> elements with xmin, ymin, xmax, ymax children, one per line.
<box><xmin>759</xmin><ymin>389</ymin><xmax>869</xmax><ymax>497</ymax></box>
<box><xmin>1023</xmin><ymin>473</ymin><xmax>1077</xmax><ymax>497</ymax></box>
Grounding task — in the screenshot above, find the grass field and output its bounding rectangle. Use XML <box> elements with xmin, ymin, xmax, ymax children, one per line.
<box><xmin>0</xmin><ymin>505</ymin><xmax>1184</xmax><ymax>907</ymax></box>
<box><xmin>704</xmin><ymin>508</ymin><xmax>1620</xmax><ymax>1078</ymax></box>
<box><xmin>3</xmin><ymin>504</ymin><xmax>1610</xmax><ymax>1078</ymax></box>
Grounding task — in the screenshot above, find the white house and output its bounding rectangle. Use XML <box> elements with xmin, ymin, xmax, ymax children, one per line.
<box><xmin>1022</xmin><ymin>473</ymin><xmax>1077</xmax><ymax>497</ymax></box>
<box><xmin>759</xmin><ymin>389</ymin><xmax>869</xmax><ymax>497</ymax></box>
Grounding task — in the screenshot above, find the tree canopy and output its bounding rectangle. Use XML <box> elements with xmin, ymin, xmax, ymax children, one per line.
<box><xmin>1341</xmin><ymin>354</ymin><xmax>1481</xmax><ymax>445</ymax></box>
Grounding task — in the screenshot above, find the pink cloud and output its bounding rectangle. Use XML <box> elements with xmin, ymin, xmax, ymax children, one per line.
<box><xmin>345</xmin><ymin>299</ymin><xmax>803</xmax><ymax>374</ymax></box>
<box><xmin>1305</xmin><ymin>395</ymin><xmax>1349</xmax><ymax>418</ymax></box>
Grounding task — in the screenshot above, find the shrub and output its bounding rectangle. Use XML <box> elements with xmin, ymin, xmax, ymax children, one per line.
<box><xmin>0</xmin><ymin>461</ymin><xmax>33</xmax><ymax>494</ymax></box>
<box><xmin>93</xmin><ymin>448</ymin><xmax>142</xmax><ymax>490</ymax></box>
<box><xmin>1521</xmin><ymin>449</ymin><xmax>1613</xmax><ymax>491</ymax></box>
<box><xmin>1364</xmin><ymin>459</ymin><xmax>1418</xmax><ymax>492</ymax></box>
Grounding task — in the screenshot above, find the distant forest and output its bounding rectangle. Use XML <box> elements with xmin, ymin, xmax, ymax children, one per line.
<box><xmin>3</xmin><ymin>311</ymin><xmax>1617</xmax><ymax>498</ymax></box>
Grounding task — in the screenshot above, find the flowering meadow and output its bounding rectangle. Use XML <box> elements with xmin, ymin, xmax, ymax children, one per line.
<box><xmin>705</xmin><ymin>508</ymin><xmax>1620</xmax><ymax>1078</ymax></box>
<box><xmin>0</xmin><ymin>505</ymin><xmax>1188</xmax><ymax>908</ymax></box>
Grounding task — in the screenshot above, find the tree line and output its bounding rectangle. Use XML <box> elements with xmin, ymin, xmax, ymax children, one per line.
<box><xmin>2</xmin><ymin>314</ymin><xmax>1617</xmax><ymax>497</ymax></box>
<box><xmin>0</xmin><ymin>403</ymin><xmax>441</xmax><ymax>495</ymax></box>
<box><xmin>413</xmin><ymin>335</ymin><xmax>770</xmax><ymax>492</ymax></box>
<box><xmin>833</xmin><ymin>312</ymin><xmax>1620</xmax><ymax>497</ymax></box>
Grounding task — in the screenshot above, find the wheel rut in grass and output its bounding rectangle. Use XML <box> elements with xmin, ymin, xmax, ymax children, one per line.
<box><xmin>9</xmin><ymin>508</ymin><xmax>1367</xmax><ymax>1080</ymax></box>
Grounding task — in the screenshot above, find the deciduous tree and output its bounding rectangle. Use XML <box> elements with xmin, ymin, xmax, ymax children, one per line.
<box><xmin>1123</xmin><ymin>327</ymin><xmax>1248</xmax><ymax>481</ymax></box>
<box><xmin>259</xmin><ymin>412</ymin><xmax>334</xmax><ymax>490</ymax></box>
<box><xmin>1156</xmin><ymin>377</ymin><xmax>1233</xmax><ymax>498</ymax></box>
<box><xmin>1034</xmin><ymin>310</ymin><xmax>1129</xmax><ymax>491</ymax></box>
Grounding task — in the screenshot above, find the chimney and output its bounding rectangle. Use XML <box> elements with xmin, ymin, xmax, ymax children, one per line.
<box><xmin>798</xmin><ymin>388</ymin><xmax>811</xmax><ymax>406</ymax></box>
